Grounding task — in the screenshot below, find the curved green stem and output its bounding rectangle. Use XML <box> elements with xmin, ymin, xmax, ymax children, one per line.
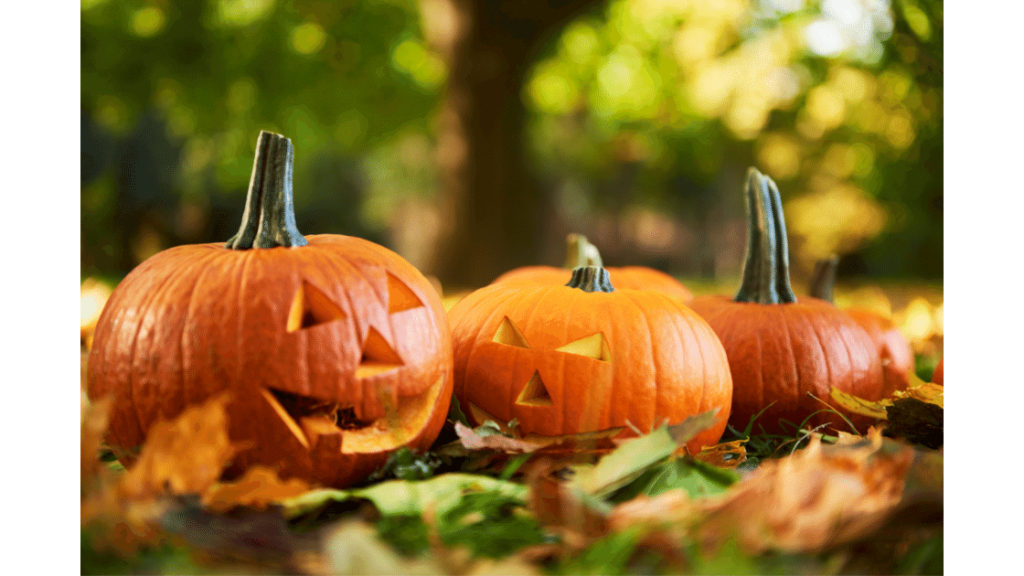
<box><xmin>563</xmin><ymin>234</ymin><xmax>603</xmax><ymax>269</ymax></box>
<box><xmin>566</xmin><ymin>266</ymin><xmax>615</xmax><ymax>293</ymax></box>
<box><xmin>226</xmin><ymin>131</ymin><xmax>308</xmax><ymax>250</ymax></box>
<box><xmin>734</xmin><ymin>167</ymin><xmax>797</xmax><ymax>304</ymax></box>
<box><xmin>808</xmin><ymin>255</ymin><xmax>839</xmax><ymax>303</ymax></box>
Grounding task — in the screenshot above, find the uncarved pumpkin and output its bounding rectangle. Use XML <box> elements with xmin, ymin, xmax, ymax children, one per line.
<box><xmin>491</xmin><ymin>234</ymin><xmax>694</xmax><ymax>302</ymax></box>
<box><xmin>932</xmin><ymin>357</ymin><xmax>943</xmax><ymax>386</ymax></box>
<box><xmin>808</xmin><ymin>256</ymin><xmax>915</xmax><ymax>397</ymax></box>
<box><xmin>688</xmin><ymin>169</ymin><xmax>884</xmax><ymax>433</ymax></box>
<box><xmin>448</xmin><ymin>266</ymin><xmax>732</xmax><ymax>455</ymax></box>
<box><xmin>87</xmin><ymin>131</ymin><xmax>453</xmax><ymax>488</ymax></box>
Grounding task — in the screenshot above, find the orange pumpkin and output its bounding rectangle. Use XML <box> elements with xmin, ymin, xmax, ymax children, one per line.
<box><xmin>688</xmin><ymin>169</ymin><xmax>884</xmax><ymax>433</ymax></box>
<box><xmin>808</xmin><ymin>256</ymin><xmax>915</xmax><ymax>396</ymax></box>
<box><xmin>448</xmin><ymin>266</ymin><xmax>732</xmax><ymax>455</ymax></box>
<box><xmin>87</xmin><ymin>131</ymin><xmax>453</xmax><ymax>487</ymax></box>
<box><xmin>492</xmin><ymin>234</ymin><xmax>693</xmax><ymax>302</ymax></box>
<box><xmin>932</xmin><ymin>357</ymin><xmax>943</xmax><ymax>386</ymax></box>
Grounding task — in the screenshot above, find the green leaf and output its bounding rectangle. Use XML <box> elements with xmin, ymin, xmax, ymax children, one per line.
<box><xmin>666</xmin><ymin>408</ymin><xmax>721</xmax><ymax>447</ymax></box>
<box><xmin>569</xmin><ymin>427</ymin><xmax>678</xmax><ymax>498</ymax></box>
<box><xmin>438</xmin><ymin>491</ymin><xmax>549</xmax><ymax>558</ymax></box>
<box><xmin>554</xmin><ymin>528</ymin><xmax>641</xmax><ymax>575</ymax></box>
<box><xmin>354</xmin><ymin>473</ymin><xmax>529</xmax><ymax>517</ymax></box>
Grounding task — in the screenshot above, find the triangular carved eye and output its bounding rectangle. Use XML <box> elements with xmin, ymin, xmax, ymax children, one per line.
<box><xmin>516</xmin><ymin>371</ymin><xmax>552</xmax><ymax>406</ymax></box>
<box><xmin>387</xmin><ymin>273</ymin><xmax>424</xmax><ymax>313</ymax></box>
<box><xmin>555</xmin><ymin>332</ymin><xmax>611</xmax><ymax>362</ymax></box>
<box><xmin>287</xmin><ymin>282</ymin><xmax>346</xmax><ymax>332</ymax></box>
<box><xmin>492</xmin><ymin>317</ymin><xmax>529</xmax><ymax>348</ymax></box>
<box><xmin>356</xmin><ymin>326</ymin><xmax>403</xmax><ymax>378</ymax></box>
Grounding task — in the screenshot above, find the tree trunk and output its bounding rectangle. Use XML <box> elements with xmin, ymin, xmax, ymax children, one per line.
<box><xmin>425</xmin><ymin>0</ymin><xmax>601</xmax><ymax>288</ymax></box>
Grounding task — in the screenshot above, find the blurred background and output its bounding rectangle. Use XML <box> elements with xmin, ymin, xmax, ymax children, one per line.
<box><xmin>81</xmin><ymin>0</ymin><xmax>943</xmax><ymax>353</ymax></box>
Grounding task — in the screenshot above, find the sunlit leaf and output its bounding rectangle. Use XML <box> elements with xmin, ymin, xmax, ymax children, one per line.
<box><xmin>202</xmin><ymin>466</ymin><xmax>312</xmax><ymax>513</ymax></box>
<box><xmin>569</xmin><ymin>427</ymin><xmax>678</xmax><ymax>498</ymax></box>
<box><xmin>829</xmin><ymin>387</ymin><xmax>892</xmax><ymax>420</ymax></box>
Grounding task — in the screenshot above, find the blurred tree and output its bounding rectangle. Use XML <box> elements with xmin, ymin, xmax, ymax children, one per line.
<box><xmin>423</xmin><ymin>0</ymin><xmax>603</xmax><ymax>287</ymax></box>
<box><xmin>81</xmin><ymin>0</ymin><xmax>441</xmax><ymax>276</ymax></box>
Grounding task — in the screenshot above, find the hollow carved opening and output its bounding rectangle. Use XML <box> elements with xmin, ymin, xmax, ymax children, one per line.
<box><xmin>493</xmin><ymin>316</ymin><xmax>529</xmax><ymax>348</ymax></box>
<box><xmin>387</xmin><ymin>273</ymin><xmax>425</xmax><ymax>313</ymax></box>
<box><xmin>287</xmin><ymin>281</ymin><xmax>346</xmax><ymax>332</ymax></box>
<box><xmin>555</xmin><ymin>332</ymin><xmax>611</xmax><ymax>362</ymax></box>
<box><xmin>356</xmin><ymin>326</ymin><xmax>404</xmax><ymax>378</ymax></box>
<box><xmin>516</xmin><ymin>371</ymin><xmax>553</xmax><ymax>406</ymax></box>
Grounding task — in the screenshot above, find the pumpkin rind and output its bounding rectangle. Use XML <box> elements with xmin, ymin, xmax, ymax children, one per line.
<box><xmin>808</xmin><ymin>256</ymin><xmax>915</xmax><ymax>396</ymax></box>
<box><xmin>449</xmin><ymin>266</ymin><xmax>732</xmax><ymax>455</ymax></box>
<box><xmin>87</xmin><ymin>132</ymin><xmax>453</xmax><ymax>487</ymax></box>
<box><xmin>688</xmin><ymin>168</ymin><xmax>884</xmax><ymax>433</ymax></box>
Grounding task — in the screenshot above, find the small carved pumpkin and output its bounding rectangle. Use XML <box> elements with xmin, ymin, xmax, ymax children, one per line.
<box><xmin>688</xmin><ymin>169</ymin><xmax>884</xmax><ymax>433</ymax></box>
<box><xmin>87</xmin><ymin>131</ymin><xmax>453</xmax><ymax>487</ymax></box>
<box><xmin>492</xmin><ymin>234</ymin><xmax>693</xmax><ymax>302</ymax></box>
<box><xmin>808</xmin><ymin>256</ymin><xmax>915</xmax><ymax>396</ymax></box>
<box><xmin>448</xmin><ymin>266</ymin><xmax>732</xmax><ymax>455</ymax></box>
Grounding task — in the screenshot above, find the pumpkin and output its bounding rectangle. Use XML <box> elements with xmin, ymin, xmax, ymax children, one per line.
<box><xmin>688</xmin><ymin>168</ymin><xmax>884</xmax><ymax>433</ymax></box>
<box><xmin>87</xmin><ymin>131</ymin><xmax>453</xmax><ymax>488</ymax></box>
<box><xmin>808</xmin><ymin>256</ymin><xmax>915</xmax><ymax>396</ymax></box>
<box><xmin>932</xmin><ymin>357</ymin><xmax>943</xmax><ymax>386</ymax></box>
<box><xmin>491</xmin><ymin>233</ymin><xmax>694</xmax><ymax>302</ymax></box>
<box><xmin>448</xmin><ymin>265</ymin><xmax>732</xmax><ymax>455</ymax></box>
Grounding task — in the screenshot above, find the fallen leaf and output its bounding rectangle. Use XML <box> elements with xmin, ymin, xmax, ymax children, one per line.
<box><xmin>828</xmin><ymin>387</ymin><xmax>892</xmax><ymax>420</ymax></box>
<box><xmin>119</xmin><ymin>393</ymin><xmax>238</xmax><ymax>500</ymax></box>
<box><xmin>692</xmin><ymin>440</ymin><xmax>747</xmax><ymax>469</ymax></box>
<box><xmin>355</xmin><ymin>473</ymin><xmax>529</xmax><ymax>518</ymax></box>
<box><xmin>893</xmin><ymin>380</ymin><xmax>944</xmax><ymax>408</ymax></box>
<box><xmin>569</xmin><ymin>427</ymin><xmax>678</xmax><ymax>498</ymax></box>
<box><xmin>203</xmin><ymin>466</ymin><xmax>312</xmax><ymax>513</ymax></box>
<box><xmin>884</xmin><ymin>398</ymin><xmax>943</xmax><ymax>449</ymax></box>
<box><xmin>666</xmin><ymin>408</ymin><xmax>721</xmax><ymax>451</ymax></box>
<box><xmin>697</xmin><ymin>429</ymin><xmax>915</xmax><ymax>554</ymax></box>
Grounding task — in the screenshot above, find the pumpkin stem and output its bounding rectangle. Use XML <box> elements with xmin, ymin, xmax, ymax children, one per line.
<box><xmin>734</xmin><ymin>168</ymin><xmax>797</xmax><ymax>304</ymax></box>
<box><xmin>566</xmin><ymin>266</ymin><xmax>615</xmax><ymax>293</ymax></box>
<box><xmin>808</xmin><ymin>255</ymin><xmax>839</xmax><ymax>303</ymax></box>
<box><xmin>564</xmin><ymin>234</ymin><xmax>603</xmax><ymax>269</ymax></box>
<box><xmin>226</xmin><ymin>131</ymin><xmax>308</xmax><ymax>250</ymax></box>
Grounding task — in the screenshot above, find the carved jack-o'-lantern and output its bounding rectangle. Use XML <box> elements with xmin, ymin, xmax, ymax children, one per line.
<box><xmin>87</xmin><ymin>131</ymin><xmax>453</xmax><ymax>487</ymax></box>
<box><xmin>448</xmin><ymin>267</ymin><xmax>732</xmax><ymax>455</ymax></box>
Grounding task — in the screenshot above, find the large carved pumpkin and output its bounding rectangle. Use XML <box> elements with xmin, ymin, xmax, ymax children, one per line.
<box><xmin>448</xmin><ymin>266</ymin><xmax>732</xmax><ymax>455</ymax></box>
<box><xmin>491</xmin><ymin>234</ymin><xmax>694</xmax><ymax>302</ymax></box>
<box><xmin>688</xmin><ymin>168</ymin><xmax>884</xmax><ymax>433</ymax></box>
<box><xmin>808</xmin><ymin>256</ymin><xmax>915</xmax><ymax>397</ymax></box>
<box><xmin>87</xmin><ymin>131</ymin><xmax>453</xmax><ymax>487</ymax></box>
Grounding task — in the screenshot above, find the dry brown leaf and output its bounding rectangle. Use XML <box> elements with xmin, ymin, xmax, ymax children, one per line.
<box><xmin>119</xmin><ymin>393</ymin><xmax>238</xmax><ymax>500</ymax></box>
<box><xmin>691</xmin><ymin>440</ymin><xmax>747</xmax><ymax>469</ymax></box>
<box><xmin>697</xmin><ymin>429</ymin><xmax>914</xmax><ymax>554</ymax></box>
<box><xmin>203</xmin><ymin>466</ymin><xmax>312</xmax><ymax>513</ymax></box>
<box><xmin>454</xmin><ymin>421</ymin><xmax>624</xmax><ymax>455</ymax></box>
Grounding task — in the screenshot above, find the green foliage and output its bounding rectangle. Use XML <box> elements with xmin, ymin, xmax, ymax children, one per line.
<box><xmin>374</xmin><ymin>514</ymin><xmax>430</xmax><ymax>557</ymax></box>
<box><xmin>439</xmin><ymin>492</ymin><xmax>550</xmax><ymax>558</ymax></box>
<box><xmin>553</xmin><ymin>528</ymin><xmax>643</xmax><ymax>575</ymax></box>
<box><xmin>367</xmin><ymin>447</ymin><xmax>442</xmax><ymax>482</ymax></box>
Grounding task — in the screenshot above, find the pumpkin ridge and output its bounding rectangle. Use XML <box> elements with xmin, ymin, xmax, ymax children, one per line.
<box><xmin>776</xmin><ymin>305</ymin><xmax>799</xmax><ymax>411</ymax></box>
<box><xmin>166</xmin><ymin>247</ymin><xmax>227</xmax><ymax>427</ymax></box>
<box><xmin>127</xmin><ymin>253</ymin><xmax>189</xmax><ymax>442</ymax></box>
<box><xmin>517</xmin><ymin>285</ymin><xmax>564</xmax><ymax>429</ymax></box>
<box><xmin>616</xmin><ymin>290</ymin><xmax>657</xmax><ymax>433</ymax></box>
<box><xmin>678</xmin><ymin>301</ymin><xmax>709</xmax><ymax>433</ymax></box>
<box><xmin>449</xmin><ymin>288</ymin><xmax>501</xmax><ymax>401</ymax></box>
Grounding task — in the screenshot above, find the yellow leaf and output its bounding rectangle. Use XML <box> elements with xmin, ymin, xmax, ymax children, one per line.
<box><xmin>828</xmin><ymin>387</ymin><xmax>892</xmax><ymax>420</ymax></box>
<box><xmin>894</xmin><ymin>373</ymin><xmax>944</xmax><ymax>408</ymax></box>
<box><xmin>692</xmin><ymin>440</ymin><xmax>747</xmax><ymax>469</ymax></box>
<box><xmin>119</xmin><ymin>393</ymin><xmax>237</xmax><ymax>500</ymax></box>
<box><xmin>203</xmin><ymin>466</ymin><xmax>312</xmax><ymax>513</ymax></box>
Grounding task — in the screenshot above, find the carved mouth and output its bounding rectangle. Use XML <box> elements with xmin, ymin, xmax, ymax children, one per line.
<box><xmin>259</xmin><ymin>374</ymin><xmax>447</xmax><ymax>454</ymax></box>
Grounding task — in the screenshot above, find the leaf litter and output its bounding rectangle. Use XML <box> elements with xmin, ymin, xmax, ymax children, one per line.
<box><xmin>83</xmin><ymin>384</ymin><xmax>943</xmax><ymax>574</ymax></box>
